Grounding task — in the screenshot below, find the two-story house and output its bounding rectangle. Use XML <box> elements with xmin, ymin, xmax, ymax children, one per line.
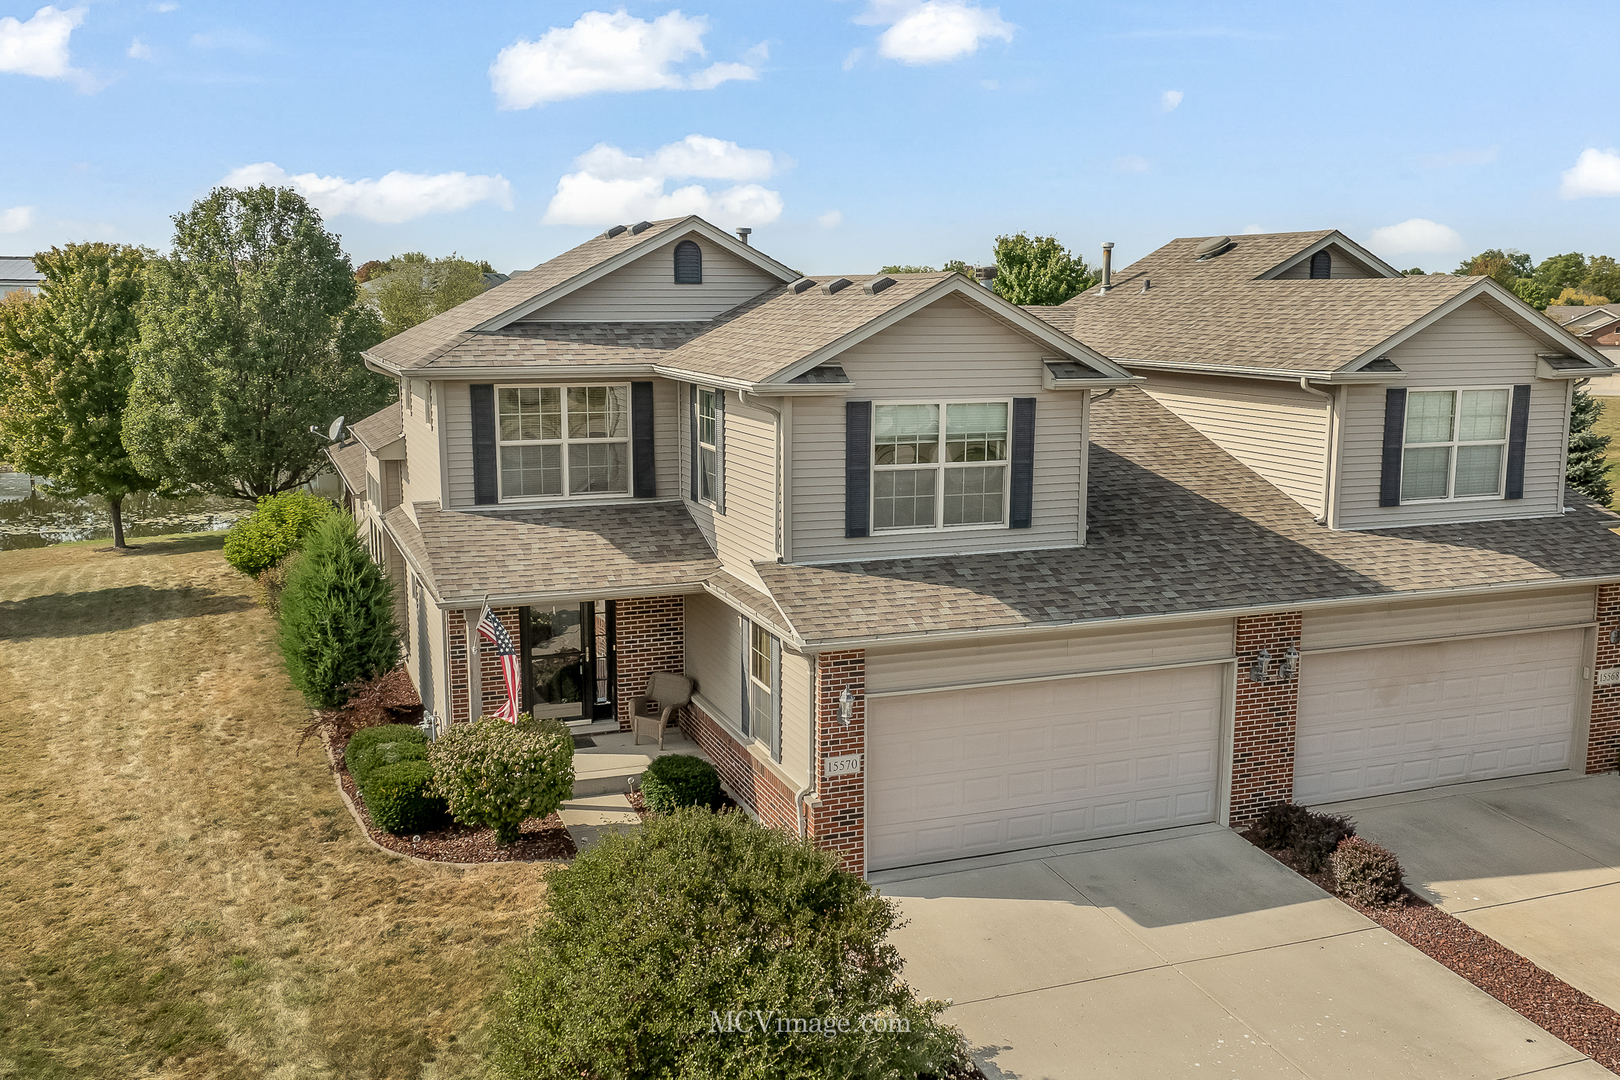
<box><xmin>332</xmin><ymin>216</ymin><xmax>1620</xmax><ymax>879</ymax></box>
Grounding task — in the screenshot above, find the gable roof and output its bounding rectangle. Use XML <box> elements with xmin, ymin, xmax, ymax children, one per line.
<box><xmin>1547</xmin><ymin>305</ymin><xmax>1618</xmax><ymax>326</ymax></box>
<box><xmin>349</xmin><ymin>402</ymin><xmax>403</xmax><ymax>452</ymax></box>
<box><xmin>324</xmin><ymin>439</ymin><xmax>368</xmax><ymax>495</ymax></box>
<box><xmin>1258</xmin><ymin>231</ymin><xmax>1402</xmax><ymax>280</ymax></box>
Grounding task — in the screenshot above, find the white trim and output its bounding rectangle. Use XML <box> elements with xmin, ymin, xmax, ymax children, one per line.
<box><xmin>1300</xmin><ymin>620</ymin><xmax>1597</xmax><ymax>657</ymax></box>
<box><xmin>864</xmin><ymin>655</ymin><xmax>1237</xmax><ymax>698</ymax></box>
<box><xmin>1260</xmin><ymin>232</ymin><xmax>1403</xmax><ymax>281</ymax></box>
<box><xmin>492</xmin><ymin>381</ymin><xmax>634</xmax><ymax>504</ymax></box>
<box><xmin>1397</xmin><ymin>385</ymin><xmax>1514</xmax><ymax>504</ymax></box>
<box><xmin>870</xmin><ymin>398</ymin><xmax>1013</xmax><ymax>533</ymax></box>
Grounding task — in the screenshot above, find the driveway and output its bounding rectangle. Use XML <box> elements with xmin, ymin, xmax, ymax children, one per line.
<box><xmin>876</xmin><ymin>824</ymin><xmax>1611</xmax><ymax>1079</ymax></box>
<box><xmin>1318</xmin><ymin>771</ymin><xmax>1620</xmax><ymax>1013</ymax></box>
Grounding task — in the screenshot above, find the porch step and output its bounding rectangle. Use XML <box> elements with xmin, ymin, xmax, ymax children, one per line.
<box><xmin>572</xmin><ymin>729</ymin><xmax>708</xmax><ymax>797</ymax></box>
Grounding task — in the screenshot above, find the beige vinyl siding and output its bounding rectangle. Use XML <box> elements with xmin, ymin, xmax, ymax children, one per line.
<box><xmin>867</xmin><ymin>617</ymin><xmax>1233</xmax><ymax>694</ymax></box>
<box><xmin>1141</xmin><ymin>372</ymin><xmax>1329</xmax><ymax>516</ymax></box>
<box><xmin>383</xmin><ymin>459</ymin><xmax>403</xmax><ymax>511</ymax></box>
<box><xmin>423</xmin><ymin>593</ymin><xmax>447</xmax><ymax>720</ymax></box>
<box><xmin>685</xmin><ymin>592</ymin><xmax>744</xmax><ymax>727</ymax></box>
<box><xmin>444</xmin><ymin>377</ymin><xmax>681</xmax><ymax>509</ymax></box>
<box><xmin>1271</xmin><ymin>245</ymin><xmax>1382</xmax><ymax>279</ymax></box>
<box><xmin>527</xmin><ymin>236</ymin><xmax>780</xmax><ymax>322</ymax></box>
<box><xmin>1335</xmin><ymin>298</ymin><xmax>1569</xmax><ymax>528</ymax></box>
<box><xmin>400</xmin><ymin>380</ymin><xmax>440</xmax><ymax>521</ymax></box>
<box><xmin>679</xmin><ymin>387</ymin><xmax>776</xmax><ymax>581</ymax></box>
<box><xmin>1301</xmin><ymin>587</ymin><xmax>1594</xmax><ymax>651</ymax></box>
<box><xmin>789</xmin><ymin>295</ymin><xmax>1086</xmax><ymax>562</ymax></box>
<box><xmin>779</xmin><ymin>649</ymin><xmax>812</xmax><ymax>787</ymax></box>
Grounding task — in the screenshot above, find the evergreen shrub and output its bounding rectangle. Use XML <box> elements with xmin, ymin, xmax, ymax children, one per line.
<box><xmin>640</xmin><ymin>753</ymin><xmax>721</xmax><ymax>813</ymax></box>
<box><xmin>360</xmin><ymin>759</ymin><xmax>450</xmax><ymax>835</ymax></box>
<box><xmin>276</xmin><ymin>513</ymin><xmax>400</xmax><ymax>708</ymax></box>
<box><xmin>344</xmin><ymin>723</ymin><xmax>426</xmax><ymax>786</ymax></box>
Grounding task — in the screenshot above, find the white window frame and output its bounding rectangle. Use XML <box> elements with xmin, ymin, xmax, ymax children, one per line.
<box><xmin>742</xmin><ymin>619</ymin><xmax>781</xmax><ymax>762</ymax></box>
<box><xmin>697</xmin><ymin>387</ymin><xmax>719</xmax><ymax>507</ymax></box>
<box><xmin>1400</xmin><ymin>385</ymin><xmax>1513</xmax><ymax>504</ymax></box>
<box><xmin>425</xmin><ymin>381</ymin><xmax>435</xmax><ymax>429</ymax></box>
<box><xmin>495</xmin><ymin>382</ymin><xmax>634</xmax><ymax>503</ymax></box>
<box><xmin>871</xmin><ymin>398</ymin><xmax>1013</xmax><ymax>533</ymax></box>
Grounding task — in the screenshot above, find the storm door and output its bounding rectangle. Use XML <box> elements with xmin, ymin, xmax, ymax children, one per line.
<box><xmin>520</xmin><ymin>602</ymin><xmax>616</xmax><ymax>721</ymax></box>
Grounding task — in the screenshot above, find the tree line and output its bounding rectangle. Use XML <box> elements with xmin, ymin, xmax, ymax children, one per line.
<box><xmin>1445</xmin><ymin>248</ymin><xmax>1620</xmax><ymax>311</ymax></box>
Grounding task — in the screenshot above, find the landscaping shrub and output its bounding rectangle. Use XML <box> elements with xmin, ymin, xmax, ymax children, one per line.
<box><xmin>1332</xmin><ymin>837</ymin><xmax>1405</xmax><ymax>907</ymax></box>
<box><xmin>1251</xmin><ymin>802</ymin><xmax>1356</xmax><ymax>873</ymax></box>
<box><xmin>360</xmin><ymin>759</ymin><xmax>450</xmax><ymax>835</ymax></box>
<box><xmin>252</xmin><ymin>552</ymin><xmax>299</xmax><ymax>617</ymax></box>
<box><xmin>276</xmin><ymin>513</ymin><xmax>400</xmax><ymax>708</ymax></box>
<box><xmin>344</xmin><ymin>723</ymin><xmax>426</xmax><ymax>786</ymax></box>
<box><xmin>223</xmin><ymin>490</ymin><xmax>335</xmax><ymax>577</ymax></box>
<box><xmin>1252</xmin><ymin>801</ymin><xmax>1313</xmax><ymax>850</ymax></box>
<box><xmin>296</xmin><ymin>668</ymin><xmax>423</xmax><ymax>755</ymax></box>
<box><xmin>427</xmin><ymin>716</ymin><xmax>573</xmax><ymax>845</ymax></box>
<box><xmin>640</xmin><ymin>753</ymin><xmax>721</xmax><ymax>813</ymax></box>
<box><xmin>489</xmin><ymin>808</ymin><xmax>966</xmax><ymax>1080</ymax></box>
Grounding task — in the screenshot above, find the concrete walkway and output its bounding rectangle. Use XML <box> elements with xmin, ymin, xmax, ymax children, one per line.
<box><xmin>877</xmin><ymin>824</ymin><xmax>1610</xmax><ymax>1079</ymax></box>
<box><xmin>1319</xmin><ymin>771</ymin><xmax>1620</xmax><ymax>1013</ymax></box>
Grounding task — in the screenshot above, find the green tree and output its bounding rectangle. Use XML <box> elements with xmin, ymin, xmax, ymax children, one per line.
<box><xmin>369</xmin><ymin>252</ymin><xmax>496</xmax><ymax>338</ymax></box>
<box><xmin>1513</xmin><ymin>277</ymin><xmax>1555</xmax><ymax>311</ymax></box>
<box><xmin>1534</xmin><ymin>252</ymin><xmax>1587</xmax><ymax>292</ymax></box>
<box><xmin>125</xmin><ymin>185</ymin><xmax>391</xmax><ymax>501</ymax></box>
<box><xmin>0</xmin><ymin>244</ymin><xmax>167</xmax><ymax>548</ymax></box>
<box><xmin>879</xmin><ymin>259</ymin><xmax>974</xmax><ymax>276</ymax></box>
<box><xmin>1568</xmin><ymin>388</ymin><xmax>1613</xmax><ymax>506</ymax></box>
<box><xmin>992</xmin><ymin>233</ymin><xmax>1095</xmax><ymax>305</ymax></box>
<box><xmin>276</xmin><ymin>512</ymin><xmax>400</xmax><ymax>708</ymax></box>
<box><xmin>1551</xmin><ymin>287</ymin><xmax>1611</xmax><ymax>307</ymax></box>
<box><xmin>1453</xmin><ymin>248</ymin><xmax>1531</xmax><ymax>288</ymax></box>
<box><xmin>1400</xmin><ymin>267</ymin><xmax>1427</xmax><ymax>276</ymax></box>
<box><xmin>1582</xmin><ymin>255</ymin><xmax>1620</xmax><ymax>307</ymax></box>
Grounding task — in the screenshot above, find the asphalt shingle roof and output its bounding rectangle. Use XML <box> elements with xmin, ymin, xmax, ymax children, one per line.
<box><xmin>412</xmin><ymin>322</ymin><xmax>701</xmax><ymax>370</ymax></box>
<box><xmin>324</xmin><ymin>440</ymin><xmax>367</xmax><ymax>495</ymax></box>
<box><xmin>349</xmin><ymin>402</ymin><xmax>402</xmax><ymax>452</ymax></box>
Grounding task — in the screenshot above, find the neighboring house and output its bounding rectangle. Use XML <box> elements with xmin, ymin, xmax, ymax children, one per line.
<box><xmin>332</xmin><ymin>216</ymin><xmax>1620</xmax><ymax>879</ymax></box>
<box><xmin>0</xmin><ymin>256</ymin><xmax>41</xmax><ymax>297</ymax></box>
<box><xmin>1547</xmin><ymin>305</ymin><xmax>1620</xmax><ymax>365</ymax></box>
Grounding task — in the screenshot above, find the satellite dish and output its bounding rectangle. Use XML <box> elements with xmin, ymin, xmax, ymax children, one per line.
<box><xmin>328</xmin><ymin>416</ymin><xmax>345</xmax><ymax>442</ymax></box>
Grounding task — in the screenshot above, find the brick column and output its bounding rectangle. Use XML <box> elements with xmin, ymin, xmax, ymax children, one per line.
<box><xmin>614</xmin><ymin>595</ymin><xmax>685</xmax><ymax>731</ymax></box>
<box><xmin>447</xmin><ymin>606</ymin><xmax>521</xmax><ymax>723</ymax></box>
<box><xmin>807</xmin><ymin>650</ymin><xmax>865</xmax><ymax>876</ymax></box>
<box><xmin>1229</xmin><ymin>611</ymin><xmax>1303</xmax><ymax>825</ymax></box>
<box><xmin>1590</xmin><ymin>584</ymin><xmax>1620</xmax><ymax>773</ymax></box>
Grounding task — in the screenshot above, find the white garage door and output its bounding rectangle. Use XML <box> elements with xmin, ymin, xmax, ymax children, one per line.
<box><xmin>1295</xmin><ymin>629</ymin><xmax>1582</xmax><ymax>804</ymax></box>
<box><xmin>867</xmin><ymin>664</ymin><xmax>1223</xmax><ymax>872</ymax></box>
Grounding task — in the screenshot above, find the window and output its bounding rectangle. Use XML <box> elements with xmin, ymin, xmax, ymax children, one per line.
<box><xmin>873</xmin><ymin>401</ymin><xmax>1009</xmax><ymax>530</ymax></box>
<box><xmin>1401</xmin><ymin>388</ymin><xmax>1510</xmax><ymax>502</ymax></box>
<box><xmin>497</xmin><ymin>385</ymin><xmax>630</xmax><ymax>499</ymax></box>
<box><xmin>743</xmin><ymin>620</ymin><xmax>781</xmax><ymax>761</ymax></box>
<box><xmin>674</xmin><ymin>240</ymin><xmax>702</xmax><ymax>285</ymax></box>
<box><xmin>697</xmin><ymin>389</ymin><xmax>719</xmax><ymax>504</ymax></box>
<box><xmin>366</xmin><ymin>470</ymin><xmax>380</xmax><ymax>509</ymax></box>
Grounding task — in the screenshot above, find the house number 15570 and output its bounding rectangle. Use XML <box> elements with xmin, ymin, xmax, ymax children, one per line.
<box><xmin>825</xmin><ymin>753</ymin><xmax>864</xmax><ymax>778</ymax></box>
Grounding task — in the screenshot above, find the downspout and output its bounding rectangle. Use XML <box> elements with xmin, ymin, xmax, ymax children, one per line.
<box><xmin>1299</xmin><ymin>378</ymin><xmax>1336</xmax><ymax>525</ymax></box>
<box><xmin>739</xmin><ymin>390</ymin><xmax>786</xmax><ymax>561</ymax></box>
<box><xmin>795</xmin><ymin>653</ymin><xmax>817</xmax><ymax>838</ymax></box>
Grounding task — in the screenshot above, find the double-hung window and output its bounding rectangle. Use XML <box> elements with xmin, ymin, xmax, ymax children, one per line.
<box><xmin>873</xmin><ymin>401</ymin><xmax>1009</xmax><ymax>530</ymax></box>
<box><xmin>497</xmin><ymin>385</ymin><xmax>630</xmax><ymax>499</ymax></box>
<box><xmin>1401</xmin><ymin>388</ymin><xmax>1510</xmax><ymax>502</ymax></box>
<box><xmin>741</xmin><ymin>620</ymin><xmax>782</xmax><ymax>761</ymax></box>
<box><xmin>697</xmin><ymin>389</ymin><xmax>719</xmax><ymax>504</ymax></box>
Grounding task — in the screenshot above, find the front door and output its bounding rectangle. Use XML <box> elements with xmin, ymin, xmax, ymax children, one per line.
<box><xmin>521</xmin><ymin>602</ymin><xmax>616</xmax><ymax>721</ymax></box>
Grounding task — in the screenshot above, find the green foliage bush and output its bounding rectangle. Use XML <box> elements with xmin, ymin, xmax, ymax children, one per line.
<box><xmin>1252</xmin><ymin>802</ymin><xmax>1356</xmax><ymax>873</ymax></box>
<box><xmin>489</xmin><ymin>808</ymin><xmax>966</xmax><ymax>1080</ymax></box>
<box><xmin>276</xmin><ymin>513</ymin><xmax>400</xmax><ymax>708</ymax></box>
<box><xmin>1332</xmin><ymin>836</ymin><xmax>1405</xmax><ymax>907</ymax></box>
<box><xmin>224</xmin><ymin>490</ymin><xmax>336</xmax><ymax>577</ymax></box>
<box><xmin>1252</xmin><ymin>801</ymin><xmax>1313</xmax><ymax>850</ymax></box>
<box><xmin>640</xmin><ymin>753</ymin><xmax>721</xmax><ymax>813</ymax></box>
<box><xmin>359</xmin><ymin>759</ymin><xmax>449</xmax><ymax>835</ymax></box>
<box><xmin>344</xmin><ymin>723</ymin><xmax>426</xmax><ymax>786</ymax></box>
<box><xmin>427</xmin><ymin>716</ymin><xmax>573</xmax><ymax>845</ymax></box>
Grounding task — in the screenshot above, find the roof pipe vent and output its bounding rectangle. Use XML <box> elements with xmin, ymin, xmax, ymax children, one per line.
<box><xmin>1100</xmin><ymin>242</ymin><xmax>1114</xmax><ymax>293</ymax></box>
<box><xmin>605</xmin><ymin>225</ymin><xmax>628</xmax><ymax>238</ymax></box>
<box><xmin>630</xmin><ymin>220</ymin><xmax>654</xmax><ymax>235</ymax></box>
<box><xmin>735</xmin><ymin>227</ymin><xmax>752</xmax><ymax>246</ymax></box>
<box><xmin>821</xmin><ymin>277</ymin><xmax>853</xmax><ymax>295</ymax></box>
<box><xmin>1140</xmin><ymin>277</ymin><xmax>1151</xmax><ymax>293</ymax></box>
<box><xmin>1194</xmin><ymin>235</ymin><xmax>1233</xmax><ymax>261</ymax></box>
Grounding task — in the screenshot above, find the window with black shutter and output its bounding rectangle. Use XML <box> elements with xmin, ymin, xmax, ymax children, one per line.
<box><xmin>674</xmin><ymin>240</ymin><xmax>702</xmax><ymax>285</ymax></box>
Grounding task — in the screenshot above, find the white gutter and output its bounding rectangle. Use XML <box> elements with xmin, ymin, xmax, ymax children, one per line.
<box><xmin>1298</xmin><ymin>377</ymin><xmax>1336</xmax><ymax>524</ymax></box>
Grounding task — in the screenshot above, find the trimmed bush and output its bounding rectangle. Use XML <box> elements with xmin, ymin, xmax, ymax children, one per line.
<box><xmin>276</xmin><ymin>513</ymin><xmax>400</xmax><ymax>708</ymax></box>
<box><xmin>1333</xmin><ymin>837</ymin><xmax>1405</xmax><ymax>907</ymax></box>
<box><xmin>224</xmin><ymin>490</ymin><xmax>336</xmax><ymax>577</ymax></box>
<box><xmin>427</xmin><ymin>716</ymin><xmax>573</xmax><ymax>845</ymax></box>
<box><xmin>640</xmin><ymin>753</ymin><xmax>721</xmax><ymax>813</ymax></box>
<box><xmin>490</xmin><ymin>808</ymin><xmax>966</xmax><ymax>1080</ymax></box>
<box><xmin>1252</xmin><ymin>801</ymin><xmax>1313</xmax><ymax>850</ymax></box>
<box><xmin>360</xmin><ymin>759</ymin><xmax>450</xmax><ymax>835</ymax></box>
<box><xmin>1291</xmin><ymin>811</ymin><xmax>1356</xmax><ymax>874</ymax></box>
<box><xmin>345</xmin><ymin>723</ymin><xmax>426</xmax><ymax>786</ymax></box>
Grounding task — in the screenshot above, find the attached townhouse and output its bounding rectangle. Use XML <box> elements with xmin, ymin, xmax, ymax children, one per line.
<box><xmin>331</xmin><ymin>216</ymin><xmax>1620</xmax><ymax>878</ymax></box>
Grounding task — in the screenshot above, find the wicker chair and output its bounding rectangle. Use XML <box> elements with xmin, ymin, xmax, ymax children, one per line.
<box><xmin>630</xmin><ymin>672</ymin><xmax>693</xmax><ymax>749</ymax></box>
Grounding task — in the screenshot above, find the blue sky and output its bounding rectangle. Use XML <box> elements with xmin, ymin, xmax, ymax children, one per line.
<box><xmin>2</xmin><ymin>1</ymin><xmax>1617</xmax><ymax>277</ymax></box>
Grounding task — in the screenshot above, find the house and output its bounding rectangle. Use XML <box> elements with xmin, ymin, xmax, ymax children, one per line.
<box><xmin>333</xmin><ymin>216</ymin><xmax>1620</xmax><ymax>879</ymax></box>
<box><xmin>1547</xmin><ymin>304</ymin><xmax>1620</xmax><ymax>363</ymax></box>
<box><xmin>0</xmin><ymin>256</ymin><xmax>41</xmax><ymax>297</ymax></box>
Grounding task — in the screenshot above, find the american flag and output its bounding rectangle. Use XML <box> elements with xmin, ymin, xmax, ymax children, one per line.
<box><xmin>476</xmin><ymin>607</ymin><xmax>521</xmax><ymax>723</ymax></box>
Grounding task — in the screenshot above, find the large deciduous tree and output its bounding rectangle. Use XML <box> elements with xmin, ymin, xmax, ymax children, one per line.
<box><xmin>368</xmin><ymin>252</ymin><xmax>496</xmax><ymax>338</ymax></box>
<box><xmin>1582</xmin><ymin>256</ymin><xmax>1620</xmax><ymax>307</ymax></box>
<box><xmin>991</xmin><ymin>233</ymin><xmax>1096</xmax><ymax>305</ymax></box>
<box><xmin>125</xmin><ymin>185</ymin><xmax>391</xmax><ymax>500</ymax></box>
<box><xmin>0</xmin><ymin>244</ymin><xmax>166</xmax><ymax>548</ymax></box>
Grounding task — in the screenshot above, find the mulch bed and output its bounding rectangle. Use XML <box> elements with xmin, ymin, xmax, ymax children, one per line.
<box><xmin>326</xmin><ymin>728</ymin><xmax>575</xmax><ymax>864</ymax></box>
<box><xmin>1244</xmin><ymin>831</ymin><xmax>1620</xmax><ymax>1074</ymax></box>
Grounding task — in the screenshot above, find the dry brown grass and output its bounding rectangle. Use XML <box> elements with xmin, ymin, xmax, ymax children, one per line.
<box><xmin>0</xmin><ymin>533</ymin><xmax>555</xmax><ymax>1079</ymax></box>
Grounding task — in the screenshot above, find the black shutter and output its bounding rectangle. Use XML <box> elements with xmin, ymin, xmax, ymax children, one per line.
<box><xmin>1505</xmin><ymin>383</ymin><xmax>1531</xmax><ymax>500</ymax></box>
<box><xmin>845</xmin><ymin>401</ymin><xmax>872</xmax><ymax>538</ymax></box>
<box><xmin>631</xmin><ymin>381</ymin><xmax>655</xmax><ymax>498</ymax></box>
<box><xmin>1379</xmin><ymin>387</ymin><xmax>1407</xmax><ymax>507</ymax></box>
<box><xmin>674</xmin><ymin>240</ymin><xmax>702</xmax><ymax>284</ymax></box>
<box><xmin>713</xmin><ymin>390</ymin><xmax>726</xmax><ymax>515</ymax></box>
<box><xmin>470</xmin><ymin>383</ymin><xmax>498</xmax><ymax>505</ymax></box>
<box><xmin>1310</xmin><ymin>250</ymin><xmax>1331</xmax><ymax>279</ymax></box>
<box><xmin>689</xmin><ymin>385</ymin><xmax>699</xmax><ymax>502</ymax></box>
<box><xmin>1009</xmin><ymin>397</ymin><xmax>1037</xmax><ymax>529</ymax></box>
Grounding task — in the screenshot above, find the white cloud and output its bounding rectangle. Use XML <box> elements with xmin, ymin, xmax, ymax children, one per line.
<box><xmin>1160</xmin><ymin>89</ymin><xmax>1183</xmax><ymax>112</ymax></box>
<box><xmin>542</xmin><ymin>135</ymin><xmax>785</xmax><ymax>227</ymax></box>
<box><xmin>489</xmin><ymin>9</ymin><xmax>762</xmax><ymax>109</ymax></box>
<box><xmin>1367</xmin><ymin>218</ymin><xmax>1464</xmax><ymax>255</ymax></box>
<box><xmin>818</xmin><ymin>210</ymin><xmax>842</xmax><ymax>228</ymax></box>
<box><xmin>127</xmin><ymin>36</ymin><xmax>151</xmax><ymax>60</ymax></box>
<box><xmin>1241</xmin><ymin>224</ymin><xmax>1265</xmax><ymax>234</ymax></box>
<box><xmin>842</xmin><ymin>46</ymin><xmax>862</xmax><ymax>70</ymax></box>
<box><xmin>0</xmin><ymin>5</ymin><xmax>84</xmax><ymax>81</ymax></box>
<box><xmin>1112</xmin><ymin>155</ymin><xmax>1149</xmax><ymax>173</ymax></box>
<box><xmin>0</xmin><ymin>206</ymin><xmax>34</xmax><ymax>233</ymax></box>
<box><xmin>221</xmin><ymin>163</ymin><xmax>514</xmax><ymax>224</ymax></box>
<box><xmin>856</xmin><ymin>1</ymin><xmax>1013</xmax><ymax>65</ymax></box>
<box><xmin>1560</xmin><ymin>148</ymin><xmax>1620</xmax><ymax>199</ymax></box>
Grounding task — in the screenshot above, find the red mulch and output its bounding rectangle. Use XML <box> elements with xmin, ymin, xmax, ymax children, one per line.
<box><xmin>328</xmin><ymin>728</ymin><xmax>575</xmax><ymax>864</ymax></box>
<box><xmin>1244</xmin><ymin>831</ymin><xmax>1620</xmax><ymax>1073</ymax></box>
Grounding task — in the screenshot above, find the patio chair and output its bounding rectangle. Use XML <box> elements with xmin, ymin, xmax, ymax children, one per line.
<box><xmin>630</xmin><ymin>672</ymin><xmax>693</xmax><ymax>749</ymax></box>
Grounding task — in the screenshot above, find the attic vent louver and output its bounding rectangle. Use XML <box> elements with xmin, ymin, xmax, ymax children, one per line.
<box><xmin>605</xmin><ymin>225</ymin><xmax>627</xmax><ymax>238</ymax></box>
<box><xmin>822</xmin><ymin>277</ymin><xmax>853</xmax><ymax>295</ymax></box>
<box><xmin>790</xmin><ymin>278</ymin><xmax>817</xmax><ymax>294</ymax></box>
<box><xmin>864</xmin><ymin>275</ymin><xmax>896</xmax><ymax>295</ymax></box>
<box><xmin>1194</xmin><ymin>235</ymin><xmax>1233</xmax><ymax>260</ymax></box>
<box><xmin>630</xmin><ymin>220</ymin><xmax>653</xmax><ymax>235</ymax></box>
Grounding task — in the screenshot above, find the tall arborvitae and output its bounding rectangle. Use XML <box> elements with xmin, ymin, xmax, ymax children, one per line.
<box><xmin>1567</xmin><ymin>388</ymin><xmax>1613</xmax><ymax>507</ymax></box>
<box><xmin>277</xmin><ymin>513</ymin><xmax>400</xmax><ymax>707</ymax></box>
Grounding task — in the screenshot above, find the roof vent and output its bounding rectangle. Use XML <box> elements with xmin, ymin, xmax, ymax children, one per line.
<box><xmin>735</xmin><ymin>227</ymin><xmax>752</xmax><ymax>246</ymax></box>
<box><xmin>605</xmin><ymin>225</ymin><xmax>627</xmax><ymax>238</ymax></box>
<box><xmin>630</xmin><ymin>220</ymin><xmax>654</xmax><ymax>235</ymax></box>
<box><xmin>1194</xmin><ymin>235</ymin><xmax>1233</xmax><ymax>261</ymax></box>
<box><xmin>822</xmin><ymin>277</ymin><xmax>853</xmax><ymax>295</ymax></box>
<box><xmin>790</xmin><ymin>277</ymin><xmax>817</xmax><ymax>294</ymax></box>
<box><xmin>864</xmin><ymin>275</ymin><xmax>896</xmax><ymax>295</ymax></box>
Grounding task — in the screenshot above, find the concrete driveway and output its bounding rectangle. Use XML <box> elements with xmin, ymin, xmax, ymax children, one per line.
<box><xmin>1318</xmin><ymin>771</ymin><xmax>1620</xmax><ymax>1013</ymax></box>
<box><xmin>876</xmin><ymin>824</ymin><xmax>1611</xmax><ymax>1079</ymax></box>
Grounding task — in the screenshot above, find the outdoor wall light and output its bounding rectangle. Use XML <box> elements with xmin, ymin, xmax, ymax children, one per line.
<box><xmin>837</xmin><ymin>688</ymin><xmax>856</xmax><ymax>726</ymax></box>
<box><xmin>1278</xmin><ymin>646</ymin><xmax>1300</xmax><ymax>681</ymax></box>
<box><xmin>1249</xmin><ymin>649</ymin><xmax>1272</xmax><ymax>683</ymax></box>
<box><xmin>1610</xmin><ymin>626</ymin><xmax>1620</xmax><ymax>646</ymax></box>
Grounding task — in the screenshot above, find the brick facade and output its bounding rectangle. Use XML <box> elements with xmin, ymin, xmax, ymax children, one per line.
<box><xmin>447</xmin><ymin>606</ymin><xmax>522</xmax><ymax>723</ymax></box>
<box><xmin>681</xmin><ymin>700</ymin><xmax>799</xmax><ymax>833</ymax></box>
<box><xmin>1229</xmin><ymin>611</ymin><xmax>1303</xmax><ymax>825</ymax></box>
<box><xmin>1590</xmin><ymin>584</ymin><xmax>1620</xmax><ymax>773</ymax></box>
<box><xmin>613</xmin><ymin>595</ymin><xmax>685</xmax><ymax>731</ymax></box>
<box><xmin>807</xmin><ymin>650</ymin><xmax>866</xmax><ymax>876</ymax></box>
